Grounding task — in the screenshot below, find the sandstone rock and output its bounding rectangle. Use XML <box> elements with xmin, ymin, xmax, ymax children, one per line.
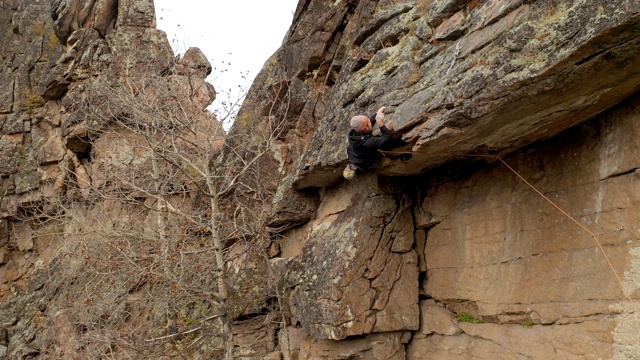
<box><xmin>0</xmin><ymin>135</ymin><xmax>20</xmax><ymax>176</ymax></box>
<box><xmin>0</xmin><ymin>74</ymin><xmax>14</xmax><ymax>114</ymax></box>
<box><xmin>13</xmin><ymin>223</ymin><xmax>33</xmax><ymax>252</ymax></box>
<box><xmin>426</xmin><ymin>0</ymin><xmax>469</xmax><ymax>28</ymax></box>
<box><xmin>159</xmin><ymin>75</ymin><xmax>216</xmax><ymax>112</ymax></box>
<box><xmin>222</xmin><ymin>1</ymin><xmax>640</xmax><ymax>358</ymax></box>
<box><xmin>422</xmin><ymin>98</ymin><xmax>640</xmax><ymax>326</ymax></box>
<box><xmin>268</xmin><ymin>184</ymin><xmax>319</xmax><ymax>233</ymax></box>
<box><xmin>275</xmin><ymin>224</ymin><xmax>310</xmax><ymax>258</ymax></box>
<box><xmin>36</xmin><ymin>128</ymin><xmax>66</xmax><ymax>166</ymax></box>
<box><xmin>64</xmin><ymin>122</ymin><xmax>91</xmax><ymax>154</ymax></box>
<box><xmin>63</xmin><ymin>28</ymin><xmax>111</xmax><ymax>83</ymax></box>
<box><xmin>117</xmin><ymin>0</ymin><xmax>155</xmax><ymax>28</ymax></box>
<box><xmin>469</xmin><ymin>0</ymin><xmax>524</xmax><ymax>32</ymax></box>
<box><xmin>13</xmin><ymin>162</ymin><xmax>40</xmax><ymax>196</ymax></box>
<box><xmin>315</xmin><ymin>181</ymin><xmax>354</xmax><ymax>218</ymax></box>
<box><xmin>415</xmin><ymin>299</ymin><xmax>461</xmax><ymax>337</ymax></box>
<box><xmin>40</xmin><ymin>72</ymin><xmax>69</xmax><ymax>101</ymax></box>
<box><xmin>52</xmin><ymin>0</ymin><xmax>118</xmax><ymax>42</ymax></box>
<box><xmin>45</xmin><ymin>101</ymin><xmax>62</xmax><ymax>127</ymax></box>
<box><xmin>0</xmin><ymin>195</ymin><xmax>17</xmax><ymax>220</ymax></box>
<box><xmin>89</xmin><ymin>128</ymin><xmax>150</xmax><ymax>190</ymax></box>
<box><xmin>434</xmin><ymin>10</ymin><xmax>467</xmax><ymax>41</ymax></box>
<box><xmin>41</xmin><ymin>163</ymin><xmax>66</xmax><ymax>197</ymax></box>
<box><xmin>408</xmin><ymin>320</ymin><xmax>619</xmax><ymax>360</ymax></box>
<box><xmin>278</xmin><ymin>326</ymin><xmax>308</xmax><ymax>360</ymax></box>
<box><xmin>298</xmin><ymin>331</ymin><xmax>408</xmax><ymax>360</ymax></box>
<box><xmin>107</xmin><ymin>26</ymin><xmax>173</xmax><ymax>76</ymax></box>
<box><xmin>233</xmin><ymin>315</ymin><xmax>278</xmax><ymax>358</ymax></box>
<box><xmin>226</xmin><ymin>241</ymin><xmax>272</xmax><ymax>318</ymax></box>
<box><xmin>9</xmin><ymin>5</ymin><xmax>54</xmax><ymax>111</ymax></box>
<box><xmin>176</xmin><ymin>47</ymin><xmax>212</xmax><ymax>79</ymax></box>
<box><xmin>293</xmin><ymin>0</ymin><xmax>640</xmax><ymax>188</ymax></box>
<box><xmin>0</xmin><ymin>249</ymin><xmax>8</xmax><ymax>265</ymax></box>
<box><xmin>67</xmin><ymin>150</ymin><xmax>91</xmax><ymax>198</ymax></box>
<box><xmin>289</xmin><ymin>177</ymin><xmax>419</xmax><ymax>340</ymax></box>
<box><xmin>1</xmin><ymin>113</ymin><xmax>27</xmax><ymax>135</ymax></box>
<box><xmin>459</xmin><ymin>5</ymin><xmax>527</xmax><ymax>57</ymax></box>
<box><xmin>1</xmin><ymin>2</ymin><xmax>227</xmax><ymax>356</ymax></box>
<box><xmin>267</xmin><ymin>241</ymin><xmax>280</xmax><ymax>258</ymax></box>
<box><xmin>265</xmin><ymin>81</ymin><xmax>320</xmax><ymax>232</ymax></box>
<box><xmin>0</xmin><ymin>220</ymin><xmax>7</xmax><ymax>247</ymax></box>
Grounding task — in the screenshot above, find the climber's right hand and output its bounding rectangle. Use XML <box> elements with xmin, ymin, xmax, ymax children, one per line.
<box><xmin>376</xmin><ymin>106</ymin><xmax>386</xmax><ymax>127</ymax></box>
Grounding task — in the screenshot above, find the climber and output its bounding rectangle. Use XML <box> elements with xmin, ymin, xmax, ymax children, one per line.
<box><xmin>343</xmin><ymin>106</ymin><xmax>400</xmax><ymax>180</ymax></box>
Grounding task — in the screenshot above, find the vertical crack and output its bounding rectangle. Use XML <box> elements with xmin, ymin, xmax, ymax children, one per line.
<box><xmin>10</xmin><ymin>79</ymin><xmax>15</xmax><ymax>114</ymax></box>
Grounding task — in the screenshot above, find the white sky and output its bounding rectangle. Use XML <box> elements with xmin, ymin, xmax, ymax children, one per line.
<box><xmin>154</xmin><ymin>0</ymin><xmax>298</xmax><ymax>121</ymax></box>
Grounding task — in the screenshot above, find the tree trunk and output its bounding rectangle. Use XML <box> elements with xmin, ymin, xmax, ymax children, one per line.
<box><xmin>207</xmin><ymin>171</ymin><xmax>233</xmax><ymax>360</ymax></box>
<box><xmin>152</xmin><ymin>155</ymin><xmax>177</xmax><ymax>335</ymax></box>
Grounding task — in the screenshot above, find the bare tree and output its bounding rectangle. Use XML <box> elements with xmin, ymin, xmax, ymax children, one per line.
<box><xmin>37</xmin><ymin>61</ymin><xmax>293</xmax><ymax>358</ymax></box>
<box><xmin>210</xmin><ymin>69</ymin><xmax>251</xmax><ymax>129</ymax></box>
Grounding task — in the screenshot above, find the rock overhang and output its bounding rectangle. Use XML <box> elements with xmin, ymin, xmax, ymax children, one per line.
<box><xmin>290</xmin><ymin>0</ymin><xmax>640</xmax><ymax>190</ymax></box>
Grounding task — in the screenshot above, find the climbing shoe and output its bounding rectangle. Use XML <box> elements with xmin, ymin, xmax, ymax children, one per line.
<box><xmin>400</xmin><ymin>153</ymin><xmax>412</xmax><ymax>162</ymax></box>
<box><xmin>343</xmin><ymin>164</ymin><xmax>356</xmax><ymax>180</ymax></box>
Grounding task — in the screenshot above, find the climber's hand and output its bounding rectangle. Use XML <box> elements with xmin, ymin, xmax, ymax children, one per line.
<box><xmin>375</xmin><ymin>106</ymin><xmax>386</xmax><ymax>127</ymax></box>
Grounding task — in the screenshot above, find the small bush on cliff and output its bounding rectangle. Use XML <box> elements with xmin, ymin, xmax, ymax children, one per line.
<box><xmin>28</xmin><ymin>94</ymin><xmax>45</xmax><ymax>109</ymax></box>
<box><xmin>457</xmin><ymin>313</ymin><xmax>483</xmax><ymax>324</ymax></box>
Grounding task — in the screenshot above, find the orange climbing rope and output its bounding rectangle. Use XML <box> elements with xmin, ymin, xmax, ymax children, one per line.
<box><xmin>464</xmin><ymin>154</ymin><xmax>639</xmax><ymax>315</ymax></box>
<box><xmin>381</xmin><ymin>147</ymin><xmax>638</xmax><ymax>313</ymax></box>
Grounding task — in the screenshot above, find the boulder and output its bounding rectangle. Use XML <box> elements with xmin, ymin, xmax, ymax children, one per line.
<box><xmin>289</xmin><ymin>177</ymin><xmax>419</xmax><ymax>340</ymax></box>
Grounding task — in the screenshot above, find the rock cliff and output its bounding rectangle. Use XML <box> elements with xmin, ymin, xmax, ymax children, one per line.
<box><xmin>229</xmin><ymin>0</ymin><xmax>640</xmax><ymax>358</ymax></box>
<box><xmin>1</xmin><ymin>0</ymin><xmax>224</xmax><ymax>358</ymax></box>
<box><xmin>1</xmin><ymin>0</ymin><xmax>639</xmax><ymax>359</ymax></box>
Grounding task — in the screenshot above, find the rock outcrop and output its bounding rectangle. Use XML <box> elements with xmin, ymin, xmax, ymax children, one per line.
<box><xmin>287</xmin><ymin>0</ymin><xmax>640</xmax><ymax>188</ymax></box>
<box><xmin>228</xmin><ymin>0</ymin><xmax>640</xmax><ymax>358</ymax></box>
<box><xmin>1</xmin><ymin>0</ymin><xmax>639</xmax><ymax>359</ymax></box>
<box><xmin>0</xmin><ymin>0</ymin><xmax>224</xmax><ymax>358</ymax></box>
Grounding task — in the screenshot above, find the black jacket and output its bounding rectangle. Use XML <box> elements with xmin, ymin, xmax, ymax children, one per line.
<box><xmin>347</xmin><ymin>114</ymin><xmax>393</xmax><ymax>169</ymax></box>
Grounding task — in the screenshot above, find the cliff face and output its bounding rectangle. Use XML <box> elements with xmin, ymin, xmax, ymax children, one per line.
<box><xmin>231</xmin><ymin>0</ymin><xmax>640</xmax><ymax>358</ymax></box>
<box><xmin>0</xmin><ymin>1</ymin><xmax>224</xmax><ymax>358</ymax></box>
<box><xmin>1</xmin><ymin>0</ymin><xmax>639</xmax><ymax>359</ymax></box>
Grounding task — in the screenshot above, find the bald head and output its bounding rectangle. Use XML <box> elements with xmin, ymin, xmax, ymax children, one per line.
<box><xmin>350</xmin><ymin>115</ymin><xmax>370</xmax><ymax>133</ymax></box>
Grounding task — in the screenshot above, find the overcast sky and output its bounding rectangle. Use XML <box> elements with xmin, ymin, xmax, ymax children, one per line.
<box><xmin>154</xmin><ymin>0</ymin><xmax>299</xmax><ymax>120</ymax></box>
